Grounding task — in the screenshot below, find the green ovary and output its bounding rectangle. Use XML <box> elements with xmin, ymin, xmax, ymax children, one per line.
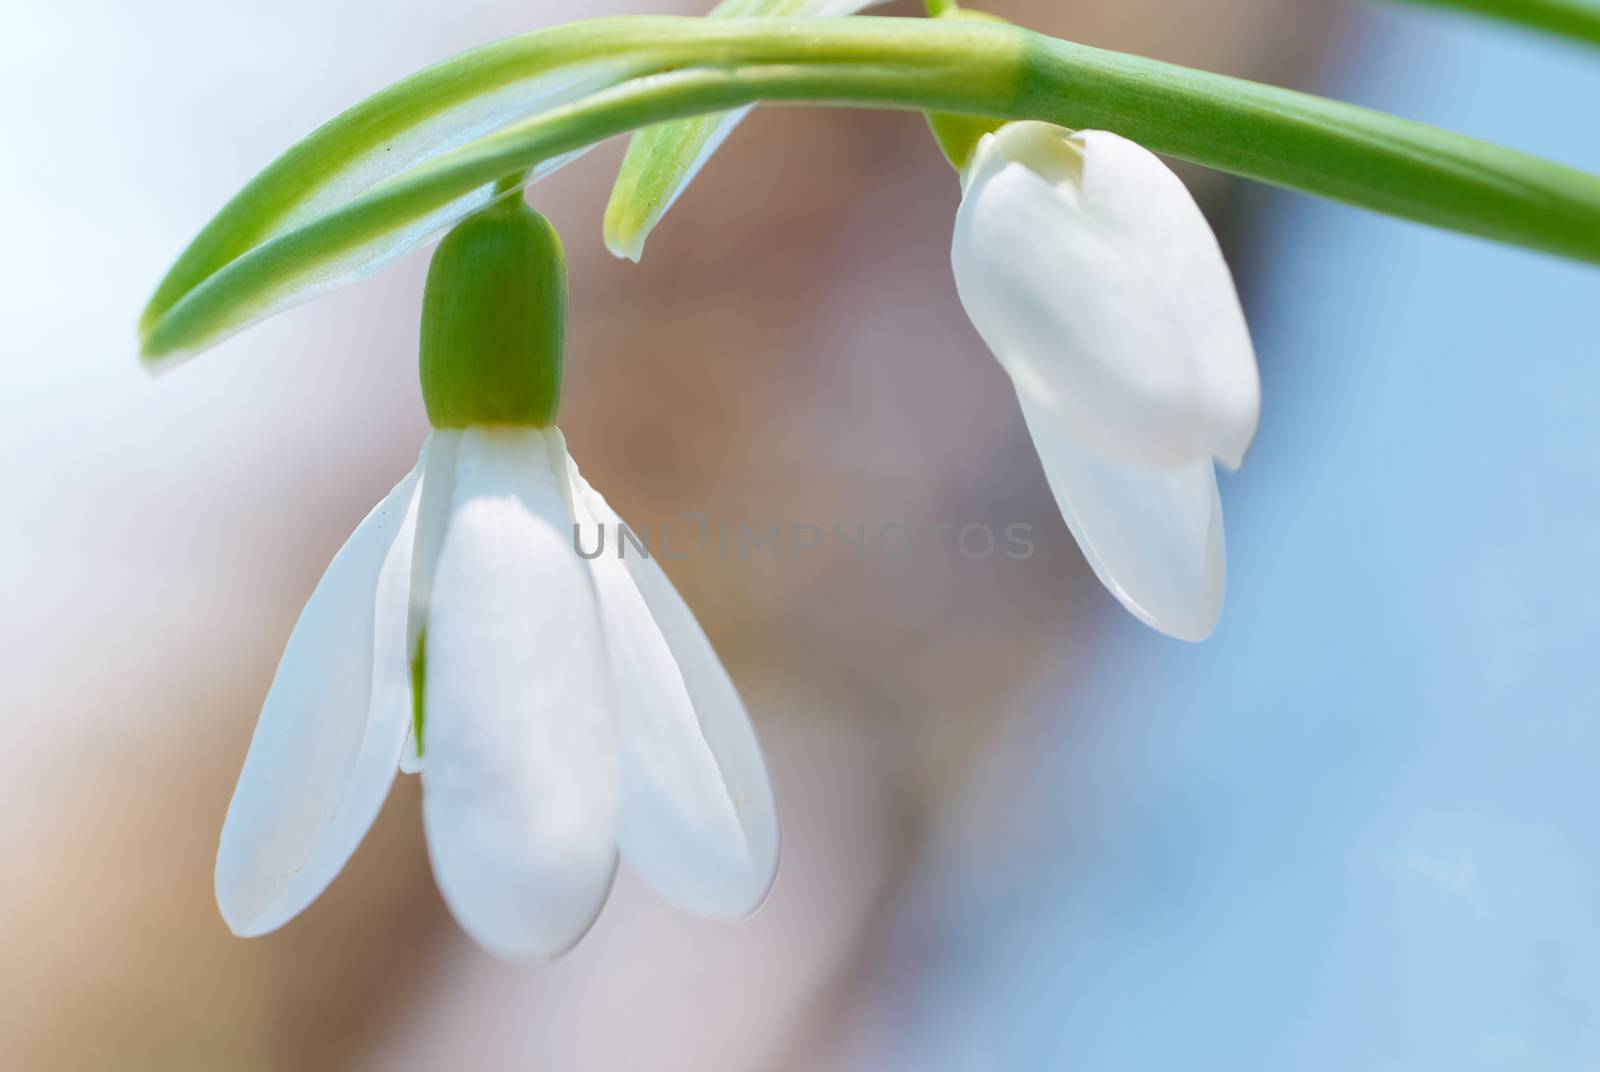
<box><xmin>419</xmin><ymin>195</ymin><xmax>567</xmax><ymax>429</ymax></box>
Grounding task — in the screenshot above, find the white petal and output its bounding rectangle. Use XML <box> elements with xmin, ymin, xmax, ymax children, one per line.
<box><xmin>407</xmin><ymin>431</ymin><xmax>461</xmax><ymax>655</ymax></box>
<box><xmin>953</xmin><ymin>123</ymin><xmax>1259</xmax><ymax>470</ymax></box>
<box><xmin>420</xmin><ymin>427</ymin><xmax>618</xmax><ymax>960</ymax></box>
<box><xmin>1017</xmin><ymin>391</ymin><xmax>1225</xmax><ymax>642</ymax></box>
<box><xmin>398</xmin><ymin>430</ymin><xmax>462</xmax><ymax>774</ymax></box>
<box><xmin>566</xmin><ymin>452</ymin><xmax>779</xmax><ymax>919</ymax></box>
<box><xmin>1069</xmin><ymin>129</ymin><xmax>1260</xmax><ymax>468</ymax></box>
<box><xmin>215</xmin><ymin>458</ymin><xmax>421</xmax><ymax>936</ymax></box>
<box><xmin>398</xmin><ymin>725</ymin><xmax>424</xmax><ymax>775</ymax></box>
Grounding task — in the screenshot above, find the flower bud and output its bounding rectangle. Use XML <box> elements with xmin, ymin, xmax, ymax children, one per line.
<box><xmin>420</xmin><ymin>196</ymin><xmax>566</xmax><ymax>428</ymax></box>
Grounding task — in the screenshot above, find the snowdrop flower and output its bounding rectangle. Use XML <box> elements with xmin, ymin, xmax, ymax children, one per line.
<box><xmin>214</xmin><ymin>197</ymin><xmax>778</xmax><ymax>960</ymax></box>
<box><xmin>951</xmin><ymin>121</ymin><xmax>1261</xmax><ymax>641</ymax></box>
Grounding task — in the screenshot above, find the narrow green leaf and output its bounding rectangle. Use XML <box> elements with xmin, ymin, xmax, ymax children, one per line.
<box><xmin>603</xmin><ymin>0</ymin><xmax>887</xmax><ymax>262</ymax></box>
<box><xmin>139</xmin><ymin>25</ymin><xmax>680</xmax><ymax>353</ymax></box>
<box><xmin>1394</xmin><ymin>0</ymin><xmax>1600</xmax><ymax>50</ymax></box>
<box><xmin>141</xmin><ymin>17</ymin><xmax>1600</xmax><ymax>367</ymax></box>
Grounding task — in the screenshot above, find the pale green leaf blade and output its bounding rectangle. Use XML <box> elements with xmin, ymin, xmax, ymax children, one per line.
<box><xmin>603</xmin><ymin>107</ymin><xmax>752</xmax><ymax>262</ymax></box>
<box><xmin>138</xmin><ymin>25</ymin><xmax>662</xmax><ymax>360</ymax></box>
<box><xmin>141</xmin><ymin>18</ymin><xmax>1600</xmax><ymax>367</ymax></box>
<box><xmin>602</xmin><ymin>0</ymin><xmax>887</xmax><ymax>262</ymax></box>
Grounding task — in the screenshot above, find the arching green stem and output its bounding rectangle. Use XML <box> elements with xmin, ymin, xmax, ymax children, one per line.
<box><xmin>140</xmin><ymin>16</ymin><xmax>1600</xmax><ymax>362</ymax></box>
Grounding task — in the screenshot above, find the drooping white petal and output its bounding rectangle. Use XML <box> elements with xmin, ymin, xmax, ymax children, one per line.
<box><xmin>565</xmin><ymin>450</ymin><xmax>779</xmax><ymax>919</ymax></box>
<box><xmin>215</xmin><ymin>458</ymin><xmax>422</xmax><ymax>936</ymax></box>
<box><xmin>1069</xmin><ymin>129</ymin><xmax>1260</xmax><ymax>468</ymax></box>
<box><xmin>420</xmin><ymin>427</ymin><xmax>618</xmax><ymax>960</ymax></box>
<box><xmin>602</xmin><ymin>0</ymin><xmax>887</xmax><ymax>262</ymax></box>
<box><xmin>952</xmin><ymin>122</ymin><xmax>1260</xmax><ymax>470</ymax></box>
<box><xmin>369</xmin><ymin>469</ymin><xmax>424</xmax><ymax>778</ymax></box>
<box><xmin>1017</xmin><ymin>391</ymin><xmax>1226</xmax><ymax>642</ymax></box>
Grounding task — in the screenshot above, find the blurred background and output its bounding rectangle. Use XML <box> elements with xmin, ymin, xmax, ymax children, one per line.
<box><xmin>4</xmin><ymin>0</ymin><xmax>1598</xmax><ymax>1068</ymax></box>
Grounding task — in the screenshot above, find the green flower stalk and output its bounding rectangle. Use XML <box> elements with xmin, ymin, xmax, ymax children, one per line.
<box><xmin>140</xmin><ymin>16</ymin><xmax>1600</xmax><ymax>365</ymax></box>
<box><xmin>921</xmin><ymin>3</ymin><xmax>1011</xmax><ymax>172</ymax></box>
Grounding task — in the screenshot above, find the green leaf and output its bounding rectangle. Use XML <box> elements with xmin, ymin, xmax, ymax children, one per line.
<box><xmin>140</xmin><ymin>17</ymin><xmax>1600</xmax><ymax>367</ymax></box>
<box><xmin>602</xmin><ymin>0</ymin><xmax>887</xmax><ymax>262</ymax></box>
<box><xmin>1393</xmin><ymin>0</ymin><xmax>1600</xmax><ymax>50</ymax></box>
<box><xmin>138</xmin><ymin>23</ymin><xmax>673</xmax><ymax>364</ymax></box>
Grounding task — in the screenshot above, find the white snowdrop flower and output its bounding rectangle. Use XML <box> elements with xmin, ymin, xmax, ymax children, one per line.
<box><xmin>951</xmin><ymin>121</ymin><xmax>1262</xmax><ymax>641</ymax></box>
<box><xmin>214</xmin><ymin>198</ymin><xmax>778</xmax><ymax>960</ymax></box>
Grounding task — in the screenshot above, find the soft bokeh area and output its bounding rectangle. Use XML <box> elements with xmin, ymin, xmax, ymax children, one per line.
<box><xmin>4</xmin><ymin>1</ymin><xmax>1596</xmax><ymax>1068</ymax></box>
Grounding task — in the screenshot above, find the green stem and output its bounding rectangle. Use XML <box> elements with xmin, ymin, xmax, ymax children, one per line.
<box><xmin>924</xmin><ymin>0</ymin><xmax>961</xmax><ymax>15</ymax></box>
<box><xmin>1392</xmin><ymin>0</ymin><xmax>1600</xmax><ymax>50</ymax></box>
<box><xmin>492</xmin><ymin>171</ymin><xmax>531</xmax><ymax>197</ymax></box>
<box><xmin>141</xmin><ymin>16</ymin><xmax>1600</xmax><ymax>360</ymax></box>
